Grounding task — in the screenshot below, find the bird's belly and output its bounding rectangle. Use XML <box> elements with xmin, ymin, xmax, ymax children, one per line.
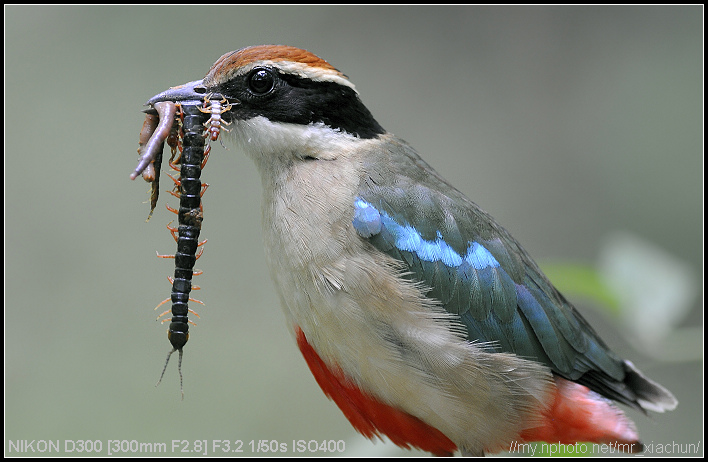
<box><xmin>262</xmin><ymin>232</ymin><xmax>553</xmax><ymax>454</ymax></box>
<box><xmin>256</xmin><ymin>168</ymin><xmax>552</xmax><ymax>454</ymax></box>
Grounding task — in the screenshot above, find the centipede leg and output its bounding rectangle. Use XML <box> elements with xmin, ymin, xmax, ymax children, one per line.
<box><xmin>201</xmin><ymin>144</ymin><xmax>211</xmax><ymax>169</ymax></box>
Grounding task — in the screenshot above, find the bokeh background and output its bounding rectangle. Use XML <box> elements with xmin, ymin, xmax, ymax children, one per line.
<box><xmin>5</xmin><ymin>5</ymin><xmax>702</xmax><ymax>457</ymax></box>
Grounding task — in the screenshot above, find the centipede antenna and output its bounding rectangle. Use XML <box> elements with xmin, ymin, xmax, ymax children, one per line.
<box><xmin>156</xmin><ymin>347</ymin><xmax>184</xmax><ymax>400</ymax></box>
<box><xmin>156</xmin><ymin>347</ymin><xmax>174</xmax><ymax>386</ymax></box>
<box><xmin>177</xmin><ymin>348</ymin><xmax>184</xmax><ymax>400</ymax></box>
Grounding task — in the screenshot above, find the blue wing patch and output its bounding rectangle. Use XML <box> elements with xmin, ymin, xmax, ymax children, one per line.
<box><xmin>353</xmin><ymin>199</ymin><xmax>382</xmax><ymax>238</ymax></box>
<box><xmin>352</xmin><ymin>197</ymin><xmax>624</xmax><ymax>383</ymax></box>
<box><xmin>354</xmin><ymin>197</ymin><xmax>518</xmax><ymax>326</ymax></box>
<box><xmin>354</xmin><ymin>198</ymin><xmax>501</xmax><ymax>270</ymax></box>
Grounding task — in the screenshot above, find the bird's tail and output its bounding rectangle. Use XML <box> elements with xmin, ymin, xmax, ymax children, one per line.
<box><xmin>623</xmin><ymin>360</ymin><xmax>678</xmax><ymax>413</ymax></box>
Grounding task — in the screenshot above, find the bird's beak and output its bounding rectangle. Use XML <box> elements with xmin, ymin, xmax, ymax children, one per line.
<box><xmin>143</xmin><ymin>79</ymin><xmax>209</xmax><ymax>113</ymax></box>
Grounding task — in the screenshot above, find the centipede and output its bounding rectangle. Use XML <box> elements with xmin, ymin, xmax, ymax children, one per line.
<box><xmin>200</xmin><ymin>93</ymin><xmax>232</xmax><ymax>142</ymax></box>
<box><xmin>132</xmin><ymin>98</ymin><xmax>224</xmax><ymax>398</ymax></box>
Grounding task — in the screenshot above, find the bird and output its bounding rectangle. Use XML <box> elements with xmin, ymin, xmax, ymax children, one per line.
<box><xmin>145</xmin><ymin>45</ymin><xmax>677</xmax><ymax>456</ymax></box>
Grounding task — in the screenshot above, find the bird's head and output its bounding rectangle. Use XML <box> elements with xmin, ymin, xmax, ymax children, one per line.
<box><xmin>146</xmin><ymin>45</ymin><xmax>385</xmax><ymax>166</ymax></box>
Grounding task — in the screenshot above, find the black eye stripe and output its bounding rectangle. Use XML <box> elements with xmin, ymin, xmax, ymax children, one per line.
<box><xmin>216</xmin><ymin>68</ymin><xmax>385</xmax><ymax>139</ymax></box>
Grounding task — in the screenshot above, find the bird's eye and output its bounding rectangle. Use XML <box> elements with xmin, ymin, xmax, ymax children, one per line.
<box><xmin>248</xmin><ymin>68</ymin><xmax>275</xmax><ymax>95</ymax></box>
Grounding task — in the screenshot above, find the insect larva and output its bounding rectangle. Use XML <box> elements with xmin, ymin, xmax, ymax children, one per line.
<box><xmin>199</xmin><ymin>94</ymin><xmax>232</xmax><ymax>142</ymax></box>
<box><xmin>132</xmin><ymin>101</ymin><xmax>178</xmax><ymax>220</ymax></box>
<box><xmin>137</xmin><ymin>112</ymin><xmax>159</xmax><ymax>180</ymax></box>
<box><xmin>131</xmin><ymin>101</ymin><xmax>177</xmax><ymax>180</ymax></box>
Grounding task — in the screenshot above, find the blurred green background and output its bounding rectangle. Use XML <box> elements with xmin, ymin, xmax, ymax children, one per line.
<box><xmin>5</xmin><ymin>5</ymin><xmax>702</xmax><ymax>457</ymax></box>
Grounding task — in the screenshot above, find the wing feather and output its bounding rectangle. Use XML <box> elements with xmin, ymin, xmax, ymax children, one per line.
<box><xmin>353</xmin><ymin>137</ymin><xmax>647</xmax><ymax>409</ymax></box>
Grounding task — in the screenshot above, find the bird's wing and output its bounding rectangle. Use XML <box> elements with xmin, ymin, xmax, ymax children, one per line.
<box><xmin>353</xmin><ymin>137</ymin><xmax>643</xmax><ymax>409</ymax></box>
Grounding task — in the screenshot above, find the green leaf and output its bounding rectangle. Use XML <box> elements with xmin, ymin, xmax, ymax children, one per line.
<box><xmin>540</xmin><ymin>263</ymin><xmax>621</xmax><ymax>316</ymax></box>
